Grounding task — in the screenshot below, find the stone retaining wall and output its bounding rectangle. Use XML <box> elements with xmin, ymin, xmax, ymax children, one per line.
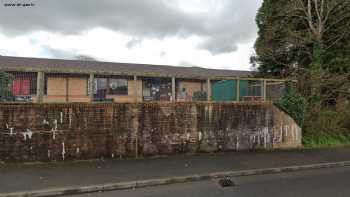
<box><xmin>0</xmin><ymin>102</ymin><xmax>301</xmax><ymax>162</ymax></box>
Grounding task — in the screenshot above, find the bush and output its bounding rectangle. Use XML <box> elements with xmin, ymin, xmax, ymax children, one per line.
<box><xmin>303</xmin><ymin>129</ymin><xmax>350</xmax><ymax>148</ymax></box>
<box><xmin>275</xmin><ymin>81</ymin><xmax>306</xmax><ymax>126</ymax></box>
<box><xmin>303</xmin><ymin>105</ymin><xmax>350</xmax><ymax>147</ymax></box>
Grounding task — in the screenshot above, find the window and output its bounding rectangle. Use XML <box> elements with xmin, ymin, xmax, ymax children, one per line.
<box><xmin>142</xmin><ymin>79</ymin><xmax>171</xmax><ymax>101</ymax></box>
<box><xmin>93</xmin><ymin>78</ymin><xmax>128</xmax><ymax>96</ymax></box>
<box><xmin>94</xmin><ymin>78</ymin><xmax>108</xmax><ymax>94</ymax></box>
<box><xmin>143</xmin><ymin>82</ymin><xmax>151</xmax><ymax>97</ymax></box>
<box><xmin>12</xmin><ymin>78</ymin><xmax>37</xmax><ymax>96</ymax></box>
<box><xmin>108</xmin><ymin>78</ymin><xmax>128</xmax><ymax>95</ymax></box>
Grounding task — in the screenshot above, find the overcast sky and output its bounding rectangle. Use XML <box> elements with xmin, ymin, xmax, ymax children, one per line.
<box><xmin>0</xmin><ymin>0</ymin><xmax>262</xmax><ymax>71</ymax></box>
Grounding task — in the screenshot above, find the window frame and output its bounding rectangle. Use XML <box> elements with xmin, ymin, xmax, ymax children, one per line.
<box><xmin>94</xmin><ymin>77</ymin><xmax>128</xmax><ymax>96</ymax></box>
<box><xmin>108</xmin><ymin>78</ymin><xmax>128</xmax><ymax>95</ymax></box>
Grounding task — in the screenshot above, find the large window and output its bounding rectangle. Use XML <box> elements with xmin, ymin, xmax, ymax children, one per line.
<box><xmin>108</xmin><ymin>78</ymin><xmax>128</xmax><ymax>95</ymax></box>
<box><xmin>94</xmin><ymin>78</ymin><xmax>128</xmax><ymax>96</ymax></box>
<box><xmin>142</xmin><ymin>79</ymin><xmax>171</xmax><ymax>101</ymax></box>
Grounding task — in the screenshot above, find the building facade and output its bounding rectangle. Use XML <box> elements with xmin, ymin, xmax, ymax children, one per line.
<box><xmin>0</xmin><ymin>56</ymin><xmax>289</xmax><ymax>103</ymax></box>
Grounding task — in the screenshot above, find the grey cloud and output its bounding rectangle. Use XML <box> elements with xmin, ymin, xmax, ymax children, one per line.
<box><xmin>0</xmin><ymin>49</ymin><xmax>10</xmax><ymax>56</ymax></box>
<box><xmin>199</xmin><ymin>36</ymin><xmax>238</xmax><ymax>55</ymax></box>
<box><xmin>43</xmin><ymin>46</ymin><xmax>97</xmax><ymax>61</ymax></box>
<box><xmin>160</xmin><ymin>51</ymin><xmax>166</xmax><ymax>57</ymax></box>
<box><xmin>43</xmin><ymin>46</ymin><xmax>78</xmax><ymax>59</ymax></box>
<box><xmin>0</xmin><ymin>0</ymin><xmax>262</xmax><ymax>55</ymax></box>
<box><xmin>74</xmin><ymin>55</ymin><xmax>97</xmax><ymax>61</ymax></box>
<box><xmin>126</xmin><ymin>38</ymin><xmax>142</xmax><ymax>49</ymax></box>
<box><xmin>179</xmin><ymin>61</ymin><xmax>198</xmax><ymax>67</ymax></box>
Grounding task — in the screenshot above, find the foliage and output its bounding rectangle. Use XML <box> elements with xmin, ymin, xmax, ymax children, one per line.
<box><xmin>303</xmin><ymin>130</ymin><xmax>350</xmax><ymax>148</ymax></box>
<box><xmin>275</xmin><ymin>82</ymin><xmax>306</xmax><ymax>126</ymax></box>
<box><xmin>304</xmin><ymin>104</ymin><xmax>350</xmax><ymax>133</ymax></box>
<box><xmin>254</xmin><ymin>0</ymin><xmax>350</xmax><ymax>147</ymax></box>
<box><xmin>193</xmin><ymin>91</ymin><xmax>207</xmax><ymax>101</ymax></box>
<box><xmin>0</xmin><ymin>71</ymin><xmax>14</xmax><ymax>102</ymax></box>
<box><xmin>253</xmin><ymin>0</ymin><xmax>350</xmax><ymax>77</ymax></box>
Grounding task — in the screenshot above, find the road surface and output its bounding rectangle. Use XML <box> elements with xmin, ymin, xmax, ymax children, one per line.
<box><xmin>68</xmin><ymin>166</ymin><xmax>350</xmax><ymax>197</ymax></box>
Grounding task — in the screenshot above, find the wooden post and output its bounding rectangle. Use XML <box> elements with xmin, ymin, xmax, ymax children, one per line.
<box><xmin>262</xmin><ymin>79</ymin><xmax>267</xmax><ymax>101</ymax></box>
<box><xmin>134</xmin><ymin>75</ymin><xmax>138</xmax><ymax>103</ymax></box>
<box><xmin>89</xmin><ymin>73</ymin><xmax>94</xmax><ymax>103</ymax></box>
<box><xmin>36</xmin><ymin>71</ymin><xmax>44</xmax><ymax>103</ymax></box>
<box><xmin>236</xmin><ymin>77</ymin><xmax>240</xmax><ymax>101</ymax></box>
<box><xmin>207</xmin><ymin>78</ymin><xmax>211</xmax><ymax>101</ymax></box>
<box><xmin>171</xmin><ymin>77</ymin><xmax>176</xmax><ymax>102</ymax></box>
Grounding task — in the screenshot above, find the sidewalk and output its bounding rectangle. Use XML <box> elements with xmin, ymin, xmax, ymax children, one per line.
<box><xmin>1</xmin><ymin>148</ymin><xmax>350</xmax><ymax>193</ymax></box>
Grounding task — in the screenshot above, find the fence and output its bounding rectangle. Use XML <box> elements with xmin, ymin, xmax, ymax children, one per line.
<box><xmin>0</xmin><ymin>71</ymin><xmax>294</xmax><ymax>103</ymax></box>
<box><xmin>210</xmin><ymin>78</ymin><xmax>291</xmax><ymax>102</ymax></box>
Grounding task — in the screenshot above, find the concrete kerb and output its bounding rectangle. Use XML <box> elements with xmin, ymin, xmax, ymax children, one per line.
<box><xmin>1</xmin><ymin>161</ymin><xmax>350</xmax><ymax>197</ymax></box>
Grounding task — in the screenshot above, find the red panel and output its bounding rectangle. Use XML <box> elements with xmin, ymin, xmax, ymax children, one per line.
<box><xmin>22</xmin><ymin>79</ymin><xmax>30</xmax><ymax>95</ymax></box>
<box><xmin>12</xmin><ymin>78</ymin><xmax>30</xmax><ymax>95</ymax></box>
<box><xmin>12</xmin><ymin>79</ymin><xmax>21</xmax><ymax>95</ymax></box>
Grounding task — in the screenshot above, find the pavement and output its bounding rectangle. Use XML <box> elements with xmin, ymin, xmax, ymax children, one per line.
<box><xmin>1</xmin><ymin>147</ymin><xmax>350</xmax><ymax>195</ymax></box>
<box><xmin>68</xmin><ymin>166</ymin><xmax>350</xmax><ymax>197</ymax></box>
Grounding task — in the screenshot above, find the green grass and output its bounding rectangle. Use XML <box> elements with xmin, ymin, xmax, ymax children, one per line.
<box><xmin>303</xmin><ymin>130</ymin><xmax>350</xmax><ymax>148</ymax></box>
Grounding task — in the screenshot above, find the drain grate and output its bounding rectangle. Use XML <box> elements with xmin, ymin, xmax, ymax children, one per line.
<box><xmin>218</xmin><ymin>178</ymin><xmax>235</xmax><ymax>187</ymax></box>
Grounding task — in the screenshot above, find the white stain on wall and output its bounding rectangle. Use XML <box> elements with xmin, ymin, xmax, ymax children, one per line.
<box><xmin>62</xmin><ymin>142</ymin><xmax>66</xmax><ymax>160</ymax></box>
<box><xmin>23</xmin><ymin>129</ymin><xmax>33</xmax><ymax>141</ymax></box>
<box><xmin>60</xmin><ymin>112</ymin><xmax>63</xmax><ymax>124</ymax></box>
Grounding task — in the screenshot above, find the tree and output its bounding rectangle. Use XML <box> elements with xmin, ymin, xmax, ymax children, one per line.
<box><xmin>253</xmin><ymin>1</ymin><xmax>350</xmax><ymax>144</ymax></box>
<box><xmin>253</xmin><ymin>0</ymin><xmax>350</xmax><ymax>104</ymax></box>
<box><xmin>253</xmin><ymin>0</ymin><xmax>350</xmax><ymax>76</ymax></box>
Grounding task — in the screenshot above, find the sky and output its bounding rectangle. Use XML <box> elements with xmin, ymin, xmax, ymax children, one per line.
<box><xmin>0</xmin><ymin>0</ymin><xmax>263</xmax><ymax>71</ymax></box>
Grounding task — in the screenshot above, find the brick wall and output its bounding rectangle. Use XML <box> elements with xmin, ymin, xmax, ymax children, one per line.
<box><xmin>46</xmin><ymin>77</ymin><xmax>89</xmax><ymax>103</ymax></box>
<box><xmin>0</xmin><ymin>102</ymin><xmax>301</xmax><ymax>162</ymax></box>
<box><xmin>178</xmin><ymin>81</ymin><xmax>204</xmax><ymax>98</ymax></box>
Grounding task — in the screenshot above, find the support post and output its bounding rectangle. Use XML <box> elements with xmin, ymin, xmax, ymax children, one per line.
<box><xmin>36</xmin><ymin>71</ymin><xmax>44</xmax><ymax>103</ymax></box>
<box><xmin>236</xmin><ymin>77</ymin><xmax>240</xmax><ymax>101</ymax></box>
<box><xmin>171</xmin><ymin>77</ymin><xmax>176</xmax><ymax>102</ymax></box>
<box><xmin>89</xmin><ymin>73</ymin><xmax>94</xmax><ymax>103</ymax></box>
<box><xmin>207</xmin><ymin>78</ymin><xmax>211</xmax><ymax>101</ymax></box>
<box><xmin>262</xmin><ymin>79</ymin><xmax>267</xmax><ymax>101</ymax></box>
<box><xmin>134</xmin><ymin>75</ymin><xmax>138</xmax><ymax>103</ymax></box>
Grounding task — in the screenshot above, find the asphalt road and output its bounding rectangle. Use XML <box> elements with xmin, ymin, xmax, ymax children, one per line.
<box><xmin>4</xmin><ymin>148</ymin><xmax>350</xmax><ymax>193</ymax></box>
<box><xmin>68</xmin><ymin>166</ymin><xmax>350</xmax><ymax>197</ymax></box>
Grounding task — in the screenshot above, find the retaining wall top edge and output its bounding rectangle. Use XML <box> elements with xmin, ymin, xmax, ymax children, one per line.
<box><xmin>0</xmin><ymin>101</ymin><xmax>273</xmax><ymax>107</ymax></box>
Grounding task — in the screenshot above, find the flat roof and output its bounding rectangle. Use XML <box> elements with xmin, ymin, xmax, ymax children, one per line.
<box><xmin>0</xmin><ymin>55</ymin><xmax>252</xmax><ymax>79</ymax></box>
